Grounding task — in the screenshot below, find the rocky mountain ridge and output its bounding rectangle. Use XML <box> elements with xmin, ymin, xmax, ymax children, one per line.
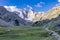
<box><xmin>0</xmin><ymin>6</ymin><xmax>60</xmax><ymax>26</ymax></box>
<box><xmin>0</xmin><ymin>6</ymin><xmax>33</xmax><ymax>26</ymax></box>
<box><xmin>4</xmin><ymin>6</ymin><xmax>45</xmax><ymax>22</ymax></box>
<box><xmin>42</xmin><ymin>6</ymin><xmax>60</xmax><ymax>20</ymax></box>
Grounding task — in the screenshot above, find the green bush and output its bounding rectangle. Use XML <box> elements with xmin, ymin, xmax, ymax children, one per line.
<box><xmin>56</xmin><ymin>30</ymin><xmax>60</xmax><ymax>35</ymax></box>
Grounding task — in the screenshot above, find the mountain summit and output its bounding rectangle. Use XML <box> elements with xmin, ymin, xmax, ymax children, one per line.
<box><xmin>4</xmin><ymin>6</ymin><xmax>45</xmax><ymax>22</ymax></box>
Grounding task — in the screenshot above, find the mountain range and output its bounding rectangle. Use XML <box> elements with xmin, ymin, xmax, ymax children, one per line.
<box><xmin>0</xmin><ymin>6</ymin><xmax>60</xmax><ymax>26</ymax></box>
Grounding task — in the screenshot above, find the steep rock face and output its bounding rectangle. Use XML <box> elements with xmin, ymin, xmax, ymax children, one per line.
<box><xmin>4</xmin><ymin>6</ymin><xmax>45</xmax><ymax>22</ymax></box>
<box><xmin>18</xmin><ymin>9</ymin><xmax>44</xmax><ymax>22</ymax></box>
<box><xmin>0</xmin><ymin>6</ymin><xmax>32</xmax><ymax>26</ymax></box>
<box><xmin>27</xmin><ymin>9</ymin><xmax>44</xmax><ymax>22</ymax></box>
<box><xmin>42</xmin><ymin>6</ymin><xmax>60</xmax><ymax>20</ymax></box>
<box><xmin>31</xmin><ymin>12</ymin><xmax>44</xmax><ymax>22</ymax></box>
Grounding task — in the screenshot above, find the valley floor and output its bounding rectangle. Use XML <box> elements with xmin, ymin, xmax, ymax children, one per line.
<box><xmin>0</xmin><ymin>26</ymin><xmax>56</xmax><ymax>40</ymax></box>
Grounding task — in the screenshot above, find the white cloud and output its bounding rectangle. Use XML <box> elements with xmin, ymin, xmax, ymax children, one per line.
<box><xmin>35</xmin><ymin>2</ymin><xmax>45</xmax><ymax>8</ymax></box>
<box><xmin>56</xmin><ymin>0</ymin><xmax>60</xmax><ymax>6</ymax></box>
<box><xmin>56</xmin><ymin>3</ymin><xmax>60</xmax><ymax>6</ymax></box>
<box><xmin>39</xmin><ymin>2</ymin><xmax>45</xmax><ymax>4</ymax></box>
<box><xmin>27</xmin><ymin>5</ymin><xmax>32</xmax><ymax>9</ymax></box>
<box><xmin>4</xmin><ymin>6</ymin><xmax>22</xmax><ymax>12</ymax></box>
<box><xmin>58</xmin><ymin>0</ymin><xmax>60</xmax><ymax>2</ymax></box>
<box><xmin>35</xmin><ymin>3</ymin><xmax>42</xmax><ymax>7</ymax></box>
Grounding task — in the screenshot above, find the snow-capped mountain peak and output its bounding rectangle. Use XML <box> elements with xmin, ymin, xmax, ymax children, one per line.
<box><xmin>3</xmin><ymin>6</ymin><xmax>44</xmax><ymax>22</ymax></box>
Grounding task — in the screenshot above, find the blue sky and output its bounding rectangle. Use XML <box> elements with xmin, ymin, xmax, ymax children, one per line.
<box><xmin>0</xmin><ymin>0</ymin><xmax>60</xmax><ymax>12</ymax></box>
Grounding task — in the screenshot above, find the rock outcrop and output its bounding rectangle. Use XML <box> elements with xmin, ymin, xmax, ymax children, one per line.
<box><xmin>0</xmin><ymin>6</ymin><xmax>32</xmax><ymax>26</ymax></box>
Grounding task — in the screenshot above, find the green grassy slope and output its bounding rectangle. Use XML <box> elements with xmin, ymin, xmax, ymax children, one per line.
<box><xmin>0</xmin><ymin>27</ymin><xmax>56</xmax><ymax>40</ymax></box>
